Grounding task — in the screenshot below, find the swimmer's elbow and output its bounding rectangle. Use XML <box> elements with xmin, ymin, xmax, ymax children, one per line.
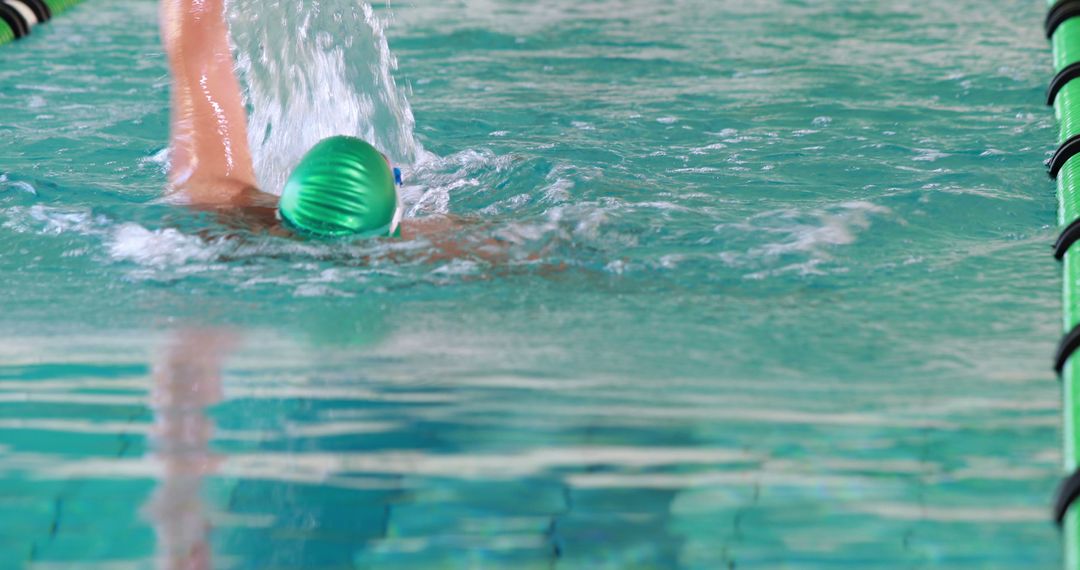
<box><xmin>169</xmin><ymin>177</ymin><xmax>261</xmax><ymax>208</ymax></box>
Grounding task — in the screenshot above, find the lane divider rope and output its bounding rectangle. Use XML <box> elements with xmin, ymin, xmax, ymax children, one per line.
<box><xmin>0</xmin><ymin>0</ymin><xmax>81</xmax><ymax>46</ymax></box>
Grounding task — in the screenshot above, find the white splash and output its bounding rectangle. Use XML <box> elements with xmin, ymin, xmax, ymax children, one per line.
<box><xmin>227</xmin><ymin>0</ymin><xmax>420</xmax><ymax>194</ymax></box>
<box><xmin>108</xmin><ymin>223</ymin><xmax>224</xmax><ymax>268</ymax></box>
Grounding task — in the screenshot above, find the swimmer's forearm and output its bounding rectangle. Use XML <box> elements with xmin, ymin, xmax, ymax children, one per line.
<box><xmin>161</xmin><ymin>0</ymin><xmax>258</xmax><ymax>201</ymax></box>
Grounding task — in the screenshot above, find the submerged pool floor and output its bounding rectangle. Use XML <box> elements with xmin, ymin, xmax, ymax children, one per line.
<box><xmin>0</xmin><ymin>0</ymin><xmax>1065</xmax><ymax>568</ymax></box>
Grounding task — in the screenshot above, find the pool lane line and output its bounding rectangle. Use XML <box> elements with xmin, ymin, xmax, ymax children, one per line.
<box><xmin>1047</xmin><ymin>0</ymin><xmax>1080</xmax><ymax>567</ymax></box>
<box><xmin>0</xmin><ymin>0</ymin><xmax>81</xmax><ymax>46</ymax></box>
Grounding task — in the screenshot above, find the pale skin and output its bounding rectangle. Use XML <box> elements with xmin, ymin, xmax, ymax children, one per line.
<box><xmin>160</xmin><ymin>0</ymin><xmax>259</xmax><ymax>205</ymax></box>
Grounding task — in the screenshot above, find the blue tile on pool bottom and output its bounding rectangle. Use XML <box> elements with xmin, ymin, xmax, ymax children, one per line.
<box><xmin>354</xmin><ymin>533</ymin><xmax>556</xmax><ymax>570</ymax></box>
<box><xmin>386</xmin><ymin>502</ymin><xmax>554</xmax><ymax>538</ymax></box>
<box><xmin>394</xmin><ymin>478</ymin><xmax>567</xmax><ymax>514</ymax></box>
<box><xmin>215</xmin><ymin>478</ymin><xmax>399</xmax><ymax>567</ymax></box>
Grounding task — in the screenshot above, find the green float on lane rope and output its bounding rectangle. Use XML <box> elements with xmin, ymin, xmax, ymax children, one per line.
<box><xmin>43</xmin><ymin>0</ymin><xmax>81</xmax><ymax>13</ymax></box>
<box><xmin>0</xmin><ymin>0</ymin><xmax>84</xmax><ymax>47</ymax></box>
<box><xmin>0</xmin><ymin>19</ymin><xmax>13</xmax><ymax>45</ymax></box>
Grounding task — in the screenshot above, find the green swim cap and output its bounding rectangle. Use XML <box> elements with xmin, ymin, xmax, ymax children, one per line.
<box><xmin>278</xmin><ymin>136</ymin><xmax>402</xmax><ymax>238</ymax></box>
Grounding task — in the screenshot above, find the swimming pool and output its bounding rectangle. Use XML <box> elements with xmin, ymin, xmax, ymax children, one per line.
<box><xmin>0</xmin><ymin>0</ymin><xmax>1063</xmax><ymax>567</ymax></box>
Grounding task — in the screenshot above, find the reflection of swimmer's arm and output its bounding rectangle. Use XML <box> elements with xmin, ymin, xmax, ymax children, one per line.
<box><xmin>146</xmin><ymin>329</ymin><xmax>234</xmax><ymax>570</ymax></box>
<box><xmin>161</xmin><ymin>0</ymin><xmax>260</xmax><ymax>206</ymax></box>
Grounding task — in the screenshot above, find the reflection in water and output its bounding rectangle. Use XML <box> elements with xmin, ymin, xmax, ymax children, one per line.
<box><xmin>0</xmin><ymin>327</ymin><xmax>1058</xmax><ymax>568</ymax></box>
<box><xmin>129</xmin><ymin>328</ymin><xmax>689</xmax><ymax>568</ymax></box>
<box><xmin>144</xmin><ymin>330</ymin><xmax>236</xmax><ymax>570</ymax></box>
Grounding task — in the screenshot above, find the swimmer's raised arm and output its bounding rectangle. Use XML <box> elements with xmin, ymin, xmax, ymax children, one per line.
<box><xmin>161</xmin><ymin>0</ymin><xmax>257</xmax><ymax>205</ymax></box>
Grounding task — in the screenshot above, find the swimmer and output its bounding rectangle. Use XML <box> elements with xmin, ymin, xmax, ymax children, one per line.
<box><xmin>160</xmin><ymin>0</ymin><xmax>484</xmax><ymax>252</ymax></box>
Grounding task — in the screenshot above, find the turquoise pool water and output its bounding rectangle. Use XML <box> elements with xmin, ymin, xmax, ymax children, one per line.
<box><xmin>0</xmin><ymin>0</ymin><xmax>1065</xmax><ymax>567</ymax></box>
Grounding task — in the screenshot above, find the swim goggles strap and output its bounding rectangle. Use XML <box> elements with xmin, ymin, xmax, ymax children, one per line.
<box><xmin>388</xmin><ymin>167</ymin><xmax>404</xmax><ymax>237</ymax></box>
